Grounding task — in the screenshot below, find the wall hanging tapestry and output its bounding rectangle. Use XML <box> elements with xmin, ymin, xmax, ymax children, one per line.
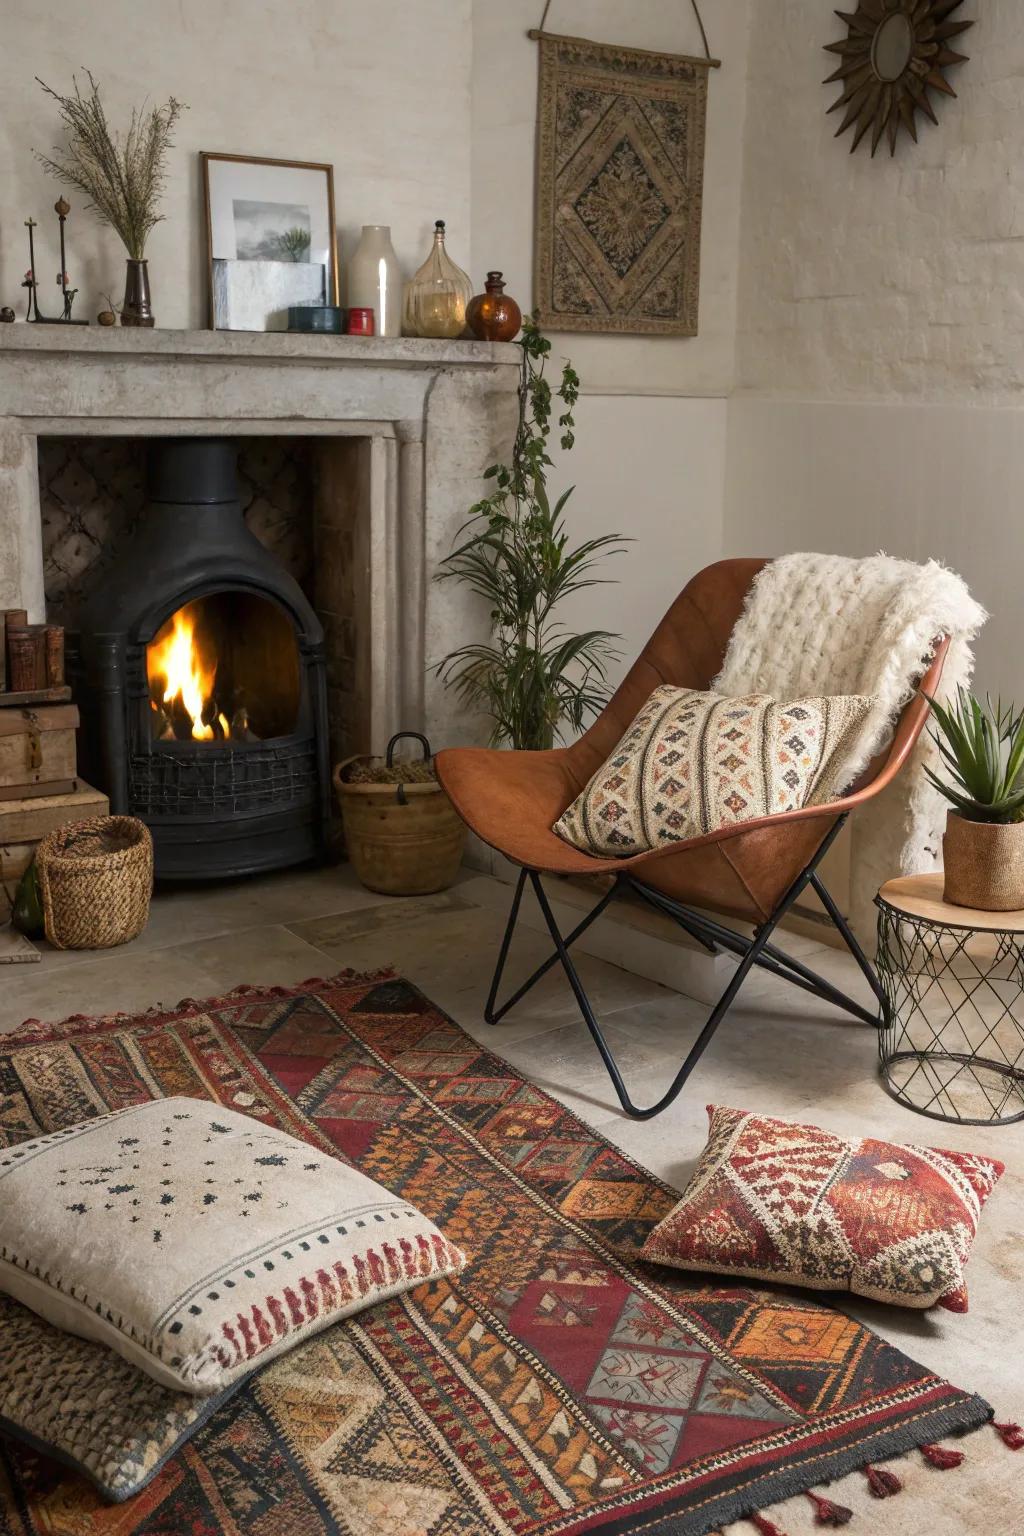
<box><xmin>0</xmin><ymin>973</ymin><xmax>994</xmax><ymax>1535</ymax></box>
<box><xmin>531</xmin><ymin>3</ymin><xmax>719</xmax><ymax>336</ymax></box>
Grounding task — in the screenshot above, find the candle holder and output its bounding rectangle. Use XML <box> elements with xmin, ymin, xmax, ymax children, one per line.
<box><xmin>21</xmin><ymin>199</ymin><xmax>88</xmax><ymax>324</ymax></box>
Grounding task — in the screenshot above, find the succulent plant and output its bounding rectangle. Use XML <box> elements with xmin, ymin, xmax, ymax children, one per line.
<box><xmin>922</xmin><ymin>686</ymin><xmax>1024</xmax><ymax>824</ymax></box>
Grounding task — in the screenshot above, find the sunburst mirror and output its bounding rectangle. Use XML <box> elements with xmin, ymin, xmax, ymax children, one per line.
<box><xmin>824</xmin><ymin>0</ymin><xmax>973</xmax><ymax>157</ymax></box>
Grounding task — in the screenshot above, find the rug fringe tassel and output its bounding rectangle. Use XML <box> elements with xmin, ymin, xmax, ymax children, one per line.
<box><xmin>749</xmin><ymin>1514</ymin><xmax>790</xmax><ymax>1536</ymax></box>
<box><xmin>805</xmin><ymin>1489</ymin><xmax>854</xmax><ymax>1525</ymax></box>
<box><xmin>920</xmin><ymin>1441</ymin><xmax>965</xmax><ymax>1469</ymax></box>
<box><xmin>994</xmin><ymin>1421</ymin><xmax>1024</xmax><ymax>1450</ymax></box>
<box><xmin>862</xmin><ymin>1462</ymin><xmax>903</xmax><ymax>1498</ymax></box>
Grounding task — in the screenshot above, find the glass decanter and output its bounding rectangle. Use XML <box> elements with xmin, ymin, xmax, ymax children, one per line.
<box><xmin>402</xmin><ymin>219</ymin><xmax>472</xmax><ymax>339</ymax></box>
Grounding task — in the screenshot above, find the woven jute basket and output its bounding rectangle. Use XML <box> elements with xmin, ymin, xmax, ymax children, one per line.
<box><xmin>333</xmin><ymin>733</ymin><xmax>465</xmax><ymax>897</ymax></box>
<box><xmin>36</xmin><ymin>815</ymin><xmax>154</xmax><ymax>950</ymax></box>
<box><xmin>943</xmin><ymin>811</ymin><xmax>1024</xmax><ymax>911</ymax></box>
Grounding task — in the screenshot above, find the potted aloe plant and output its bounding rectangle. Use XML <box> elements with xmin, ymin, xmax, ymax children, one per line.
<box><xmin>923</xmin><ymin>687</ymin><xmax>1024</xmax><ymax>910</ymax></box>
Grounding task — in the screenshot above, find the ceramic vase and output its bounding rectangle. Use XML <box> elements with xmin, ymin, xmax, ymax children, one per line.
<box><xmin>466</xmin><ymin>271</ymin><xmax>522</xmax><ymax>341</ymax></box>
<box><xmin>348</xmin><ymin>226</ymin><xmax>402</xmax><ymax>339</ymax></box>
<box><xmin>121</xmin><ymin>258</ymin><xmax>154</xmax><ymax>327</ymax></box>
<box><xmin>402</xmin><ymin>220</ymin><xmax>472</xmax><ymax>339</ymax></box>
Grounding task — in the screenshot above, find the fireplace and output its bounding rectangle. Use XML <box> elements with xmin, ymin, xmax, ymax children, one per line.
<box><xmin>72</xmin><ymin>439</ymin><xmax>330</xmax><ymax>880</ymax></box>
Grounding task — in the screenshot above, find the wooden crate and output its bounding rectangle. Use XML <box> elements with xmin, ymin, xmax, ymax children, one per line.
<box><xmin>0</xmin><ymin>704</ymin><xmax>78</xmax><ymax>798</ymax></box>
<box><xmin>0</xmin><ymin>780</ymin><xmax>109</xmax><ymax>889</ymax></box>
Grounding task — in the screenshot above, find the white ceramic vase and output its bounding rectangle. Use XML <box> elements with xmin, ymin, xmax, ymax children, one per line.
<box><xmin>347</xmin><ymin>225</ymin><xmax>403</xmax><ymax>338</ymax></box>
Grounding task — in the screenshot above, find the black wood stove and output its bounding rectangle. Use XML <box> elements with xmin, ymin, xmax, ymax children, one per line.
<box><xmin>74</xmin><ymin>439</ymin><xmax>330</xmax><ymax>880</ymax></box>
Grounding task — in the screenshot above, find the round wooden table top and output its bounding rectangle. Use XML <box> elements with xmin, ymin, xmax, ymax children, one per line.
<box><xmin>877</xmin><ymin>871</ymin><xmax>1024</xmax><ymax>932</ymax></box>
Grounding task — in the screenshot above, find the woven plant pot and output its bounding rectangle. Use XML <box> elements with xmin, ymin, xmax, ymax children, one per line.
<box><xmin>942</xmin><ymin>812</ymin><xmax>1024</xmax><ymax>912</ymax></box>
<box><xmin>333</xmin><ymin>733</ymin><xmax>465</xmax><ymax>897</ymax></box>
<box><xmin>36</xmin><ymin>815</ymin><xmax>154</xmax><ymax>950</ymax></box>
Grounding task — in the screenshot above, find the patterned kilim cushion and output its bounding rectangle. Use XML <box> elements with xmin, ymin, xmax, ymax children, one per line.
<box><xmin>0</xmin><ymin>1099</ymin><xmax>464</xmax><ymax>1393</ymax></box>
<box><xmin>641</xmin><ymin>1106</ymin><xmax>1003</xmax><ymax>1313</ymax></box>
<box><xmin>555</xmin><ymin>686</ymin><xmax>874</xmax><ymax>857</ymax></box>
<box><xmin>0</xmin><ymin>976</ymin><xmax>993</xmax><ymax>1534</ymax></box>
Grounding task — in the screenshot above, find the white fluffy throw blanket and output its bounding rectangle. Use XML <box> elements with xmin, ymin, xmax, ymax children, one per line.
<box><xmin>714</xmin><ymin>553</ymin><xmax>987</xmax><ymax>943</ymax></box>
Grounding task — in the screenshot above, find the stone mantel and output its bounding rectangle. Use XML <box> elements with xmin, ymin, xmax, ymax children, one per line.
<box><xmin>0</xmin><ymin>325</ymin><xmax>516</xmax><ymax>376</ymax></box>
<box><xmin>0</xmin><ymin>326</ymin><xmax>518</xmax><ymax>432</ymax></box>
<box><xmin>0</xmin><ymin>326</ymin><xmax>520</xmax><ymax>752</ymax></box>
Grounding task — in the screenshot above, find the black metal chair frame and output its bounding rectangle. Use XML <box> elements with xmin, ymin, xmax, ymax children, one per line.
<box><xmin>485</xmin><ymin>815</ymin><xmax>885</xmax><ymax>1120</ymax></box>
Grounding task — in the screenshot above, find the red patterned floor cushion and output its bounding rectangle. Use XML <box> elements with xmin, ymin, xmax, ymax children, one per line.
<box><xmin>640</xmin><ymin>1106</ymin><xmax>1003</xmax><ymax>1312</ymax></box>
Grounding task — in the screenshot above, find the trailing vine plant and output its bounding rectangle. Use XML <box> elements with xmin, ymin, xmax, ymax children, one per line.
<box><xmin>437</xmin><ymin>316</ymin><xmax>627</xmax><ymax>750</ymax></box>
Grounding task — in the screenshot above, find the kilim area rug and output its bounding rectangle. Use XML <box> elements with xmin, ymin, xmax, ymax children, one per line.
<box><xmin>0</xmin><ymin>972</ymin><xmax>994</xmax><ymax>1536</ymax></box>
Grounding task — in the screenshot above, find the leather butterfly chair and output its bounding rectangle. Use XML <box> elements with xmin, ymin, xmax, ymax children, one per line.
<box><xmin>436</xmin><ymin>559</ymin><xmax>950</xmax><ymax>1121</ymax></box>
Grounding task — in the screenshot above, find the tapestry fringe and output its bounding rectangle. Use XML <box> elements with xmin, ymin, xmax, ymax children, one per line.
<box><xmin>805</xmin><ymin>1488</ymin><xmax>854</xmax><ymax>1524</ymax></box>
<box><xmin>920</xmin><ymin>1441</ymin><xmax>966</xmax><ymax>1469</ymax></box>
<box><xmin>749</xmin><ymin>1513</ymin><xmax>790</xmax><ymax>1536</ymax></box>
<box><xmin>862</xmin><ymin>1462</ymin><xmax>903</xmax><ymax>1497</ymax></box>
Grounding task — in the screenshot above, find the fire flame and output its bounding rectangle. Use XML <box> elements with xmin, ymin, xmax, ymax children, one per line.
<box><xmin>147</xmin><ymin>605</ymin><xmax>220</xmax><ymax>741</ymax></box>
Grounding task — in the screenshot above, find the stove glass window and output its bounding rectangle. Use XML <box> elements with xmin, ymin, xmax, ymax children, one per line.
<box><xmin>147</xmin><ymin>592</ymin><xmax>300</xmax><ymax>744</ymax></box>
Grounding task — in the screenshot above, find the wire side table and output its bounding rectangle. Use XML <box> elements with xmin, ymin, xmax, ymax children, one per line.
<box><xmin>876</xmin><ymin>873</ymin><xmax>1024</xmax><ymax>1125</ymax></box>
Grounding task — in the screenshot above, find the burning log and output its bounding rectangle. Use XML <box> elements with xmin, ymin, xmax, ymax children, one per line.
<box><xmin>230</xmin><ymin>706</ymin><xmax>259</xmax><ymax>743</ymax></box>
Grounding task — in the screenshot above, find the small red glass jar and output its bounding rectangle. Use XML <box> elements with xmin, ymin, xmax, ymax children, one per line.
<box><xmin>347</xmin><ymin>306</ymin><xmax>375</xmax><ymax>336</ymax></box>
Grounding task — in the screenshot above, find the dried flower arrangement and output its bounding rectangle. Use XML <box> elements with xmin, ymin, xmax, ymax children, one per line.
<box><xmin>35</xmin><ymin>72</ymin><xmax>185</xmax><ymax>261</ymax></box>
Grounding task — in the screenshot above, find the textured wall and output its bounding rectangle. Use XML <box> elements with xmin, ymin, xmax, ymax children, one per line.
<box><xmin>1</xmin><ymin>0</ymin><xmax>472</xmax><ymax>328</ymax></box>
<box><xmin>724</xmin><ymin>3</ymin><xmax>1024</xmax><ymax>704</ymax></box>
<box><xmin>735</xmin><ymin>2</ymin><xmax>1024</xmax><ymax>402</ymax></box>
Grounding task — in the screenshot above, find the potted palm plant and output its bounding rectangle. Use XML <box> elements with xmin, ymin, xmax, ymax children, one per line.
<box><xmin>436</xmin><ymin>317</ymin><xmax>627</xmax><ymax>749</ymax></box>
<box><xmin>923</xmin><ymin>687</ymin><xmax>1024</xmax><ymax>910</ymax></box>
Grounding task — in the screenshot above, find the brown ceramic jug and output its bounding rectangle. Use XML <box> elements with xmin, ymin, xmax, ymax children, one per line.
<box><xmin>466</xmin><ymin>271</ymin><xmax>522</xmax><ymax>342</ymax></box>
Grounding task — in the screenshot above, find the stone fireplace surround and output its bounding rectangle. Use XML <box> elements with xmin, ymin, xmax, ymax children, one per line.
<box><xmin>0</xmin><ymin>327</ymin><xmax>519</xmax><ymax>764</ymax></box>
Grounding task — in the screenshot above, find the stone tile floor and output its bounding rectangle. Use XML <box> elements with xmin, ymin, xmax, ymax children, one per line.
<box><xmin>1</xmin><ymin>864</ymin><xmax>1020</xmax><ymax>1533</ymax></box>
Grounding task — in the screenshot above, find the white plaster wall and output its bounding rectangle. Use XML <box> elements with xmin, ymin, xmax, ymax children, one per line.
<box><xmin>0</xmin><ymin>0</ymin><xmax>472</xmax><ymax>329</ymax></box>
<box><xmin>554</xmin><ymin>395</ymin><xmax>727</xmax><ymax>687</ymax></box>
<box><xmin>725</xmin><ymin>3</ymin><xmax>1024</xmax><ymax>701</ymax></box>
<box><xmin>470</xmin><ymin>0</ymin><xmax>751</xmax><ymax>683</ymax></box>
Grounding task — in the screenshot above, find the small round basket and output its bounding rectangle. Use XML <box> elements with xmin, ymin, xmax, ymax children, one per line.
<box><xmin>333</xmin><ymin>733</ymin><xmax>466</xmax><ymax>897</ymax></box>
<box><xmin>36</xmin><ymin>815</ymin><xmax>154</xmax><ymax>950</ymax></box>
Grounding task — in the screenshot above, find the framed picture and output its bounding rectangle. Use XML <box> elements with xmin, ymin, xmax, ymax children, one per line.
<box><xmin>201</xmin><ymin>152</ymin><xmax>339</xmax><ymax>332</ymax></box>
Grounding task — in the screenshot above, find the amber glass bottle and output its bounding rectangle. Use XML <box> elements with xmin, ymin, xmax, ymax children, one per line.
<box><xmin>466</xmin><ymin>271</ymin><xmax>522</xmax><ymax>342</ymax></box>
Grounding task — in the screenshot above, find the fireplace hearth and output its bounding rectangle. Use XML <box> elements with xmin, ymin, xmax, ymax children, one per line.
<box><xmin>72</xmin><ymin>439</ymin><xmax>330</xmax><ymax>880</ymax></box>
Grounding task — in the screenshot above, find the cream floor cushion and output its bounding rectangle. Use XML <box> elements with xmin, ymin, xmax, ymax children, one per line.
<box><xmin>0</xmin><ymin>1097</ymin><xmax>464</xmax><ymax>1394</ymax></box>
